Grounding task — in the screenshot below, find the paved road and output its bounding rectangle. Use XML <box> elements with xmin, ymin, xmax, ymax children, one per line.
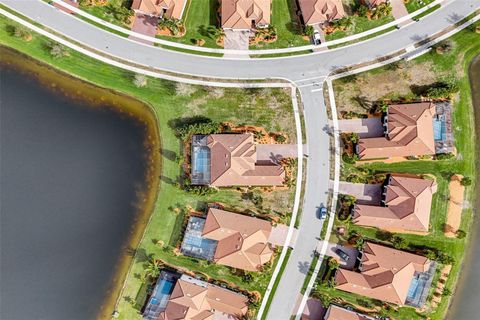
<box><xmin>3</xmin><ymin>0</ymin><xmax>478</xmax><ymax>82</ymax></box>
<box><xmin>2</xmin><ymin>1</ymin><xmax>479</xmax><ymax>319</ymax></box>
<box><xmin>266</xmin><ymin>87</ymin><xmax>331</xmax><ymax>319</ymax></box>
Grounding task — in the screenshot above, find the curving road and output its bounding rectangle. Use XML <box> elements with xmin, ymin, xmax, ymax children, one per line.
<box><xmin>2</xmin><ymin>1</ymin><xmax>478</xmax><ymax>319</ymax></box>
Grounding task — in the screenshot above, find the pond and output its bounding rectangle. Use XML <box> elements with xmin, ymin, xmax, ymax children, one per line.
<box><xmin>0</xmin><ymin>48</ymin><xmax>160</xmax><ymax>319</ymax></box>
<box><xmin>447</xmin><ymin>54</ymin><xmax>480</xmax><ymax>319</ymax></box>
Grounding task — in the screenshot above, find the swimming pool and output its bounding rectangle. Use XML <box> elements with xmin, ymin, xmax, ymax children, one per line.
<box><xmin>143</xmin><ymin>275</ymin><xmax>177</xmax><ymax>319</ymax></box>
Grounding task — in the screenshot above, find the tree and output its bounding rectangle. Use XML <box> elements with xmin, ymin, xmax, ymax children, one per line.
<box><xmin>355</xmin><ymin>236</ymin><xmax>365</xmax><ymax>249</ymax></box>
<box><xmin>356</xmin><ymin>5</ymin><xmax>369</xmax><ymax>18</ymax></box>
<box><xmin>442</xmin><ymin>288</ymin><xmax>452</xmax><ymax>296</ymax></box>
<box><xmin>158</xmin><ymin>18</ymin><xmax>183</xmax><ymax>36</ymax></box>
<box><xmin>275</xmin><ymin>134</ymin><xmax>286</xmax><ymax>143</ymax></box>
<box><xmin>460</xmin><ymin>177</ymin><xmax>472</xmax><ymax>186</ymax></box>
<box><xmin>456</xmin><ymin>230</ymin><xmax>467</xmax><ymax>239</ymax></box>
<box><xmin>12</xmin><ymin>25</ymin><xmax>32</xmax><ymax>41</ymax></box>
<box><xmin>104</xmin><ymin>4</ymin><xmax>133</xmax><ymax>24</ymax></box>
<box><xmin>391</xmin><ymin>235</ymin><xmax>408</xmax><ymax>249</ymax></box>
<box><xmin>133</xmin><ymin>74</ymin><xmax>147</xmax><ymax>88</ymax></box>
<box><xmin>304</xmin><ymin>25</ymin><xmax>314</xmax><ymax>37</ymax></box>
<box><xmin>328</xmin><ymin>257</ymin><xmax>340</xmax><ymax>270</ymax></box>
<box><xmin>46</xmin><ymin>42</ymin><xmax>69</xmax><ymax>58</ymax></box>
<box><xmin>144</xmin><ymin>258</ymin><xmax>163</xmax><ymax>279</ymax></box>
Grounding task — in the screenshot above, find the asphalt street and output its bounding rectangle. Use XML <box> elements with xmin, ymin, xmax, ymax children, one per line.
<box><xmin>2</xmin><ymin>1</ymin><xmax>479</xmax><ymax>319</ymax></box>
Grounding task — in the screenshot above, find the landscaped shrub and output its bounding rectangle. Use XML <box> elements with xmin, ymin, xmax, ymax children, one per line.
<box><xmin>158</xmin><ymin>18</ymin><xmax>184</xmax><ymax>36</ymax></box>
<box><xmin>460</xmin><ymin>177</ymin><xmax>472</xmax><ymax>186</ymax></box>
<box><xmin>10</xmin><ymin>25</ymin><xmax>32</xmax><ymax>41</ymax></box>
<box><xmin>303</xmin><ymin>25</ymin><xmax>314</xmax><ymax>37</ymax></box>
<box><xmin>275</xmin><ymin>134</ymin><xmax>286</xmax><ymax>143</ymax></box>
<box><xmin>175</xmin><ymin>120</ymin><xmax>221</xmax><ymax>140</ymax></box>
<box><xmin>133</xmin><ymin>74</ymin><xmax>147</xmax><ymax>88</ymax></box>
<box><xmin>435</xmin><ymin>152</ymin><xmax>455</xmax><ymax>160</ymax></box>
<box><xmin>456</xmin><ymin>230</ymin><xmax>467</xmax><ymax>239</ymax></box>
<box><xmin>46</xmin><ymin>41</ymin><xmax>69</xmax><ymax>58</ymax></box>
<box><xmin>391</xmin><ymin>235</ymin><xmax>408</xmax><ymax>249</ymax></box>
<box><xmin>426</xmin><ymin>81</ymin><xmax>459</xmax><ymax>99</ymax></box>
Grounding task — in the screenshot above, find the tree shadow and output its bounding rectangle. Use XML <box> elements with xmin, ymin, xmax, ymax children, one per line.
<box><xmin>161</xmin><ymin>148</ymin><xmax>177</xmax><ymax>161</ymax></box>
<box><xmin>351</xmin><ymin>95</ymin><xmax>372</xmax><ymax>111</ymax></box>
<box><xmin>209</xmin><ymin>0</ymin><xmax>220</xmax><ymax>26</ymax></box>
<box><xmin>160</xmin><ymin>175</ymin><xmax>178</xmax><ymax>185</ymax></box>
<box><xmin>298</xmin><ymin>260</ymin><xmax>310</xmax><ymax>274</ymax></box>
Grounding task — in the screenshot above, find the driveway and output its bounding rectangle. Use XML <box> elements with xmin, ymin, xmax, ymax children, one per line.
<box><xmin>337</xmin><ymin>181</ymin><xmax>383</xmax><ymax>205</ymax></box>
<box><xmin>391</xmin><ymin>0</ymin><xmax>414</xmax><ymax>27</ymax></box>
<box><xmin>269</xmin><ymin>224</ymin><xmax>298</xmax><ymax>247</ymax></box>
<box><xmin>337</xmin><ymin>117</ymin><xmax>384</xmax><ymax>138</ymax></box>
<box><xmin>129</xmin><ymin>13</ymin><xmax>158</xmax><ymax>45</ymax></box>
<box><xmin>256</xmin><ymin>144</ymin><xmax>299</xmax><ymax>162</ymax></box>
<box><xmin>223</xmin><ymin>29</ymin><xmax>251</xmax><ymax>58</ymax></box>
<box><xmin>317</xmin><ymin>241</ymin><xmax>359</xmax><ymax>270</ymax></box>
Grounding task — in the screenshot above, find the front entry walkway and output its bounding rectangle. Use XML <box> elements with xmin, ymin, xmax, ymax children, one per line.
<box><xmin>129</xmin><ymin>13</ymin><xmax>158</xmax><ymax>45</ymax></box>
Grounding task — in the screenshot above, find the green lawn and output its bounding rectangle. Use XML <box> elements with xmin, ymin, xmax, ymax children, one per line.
<box><xmin>156</xmin><ymin>0</ymin><xmax>222</xmax><ymax>48</ymax></box>
<box><xmin>325</xmin><ymin>15</ymin><xmax>395</xmax><ymax>41</ymax></box>
<box><xmin>0</xmin><ymin>15</ymin><xmax>298</xmax><ymax>320</ymax></box>
<box><xmin>405</xmin><ymin>0</ymin><xmax>435</xmax><ymax>14</ymax></box>
<box><xmin>250</xmin><ymin>0</ymin><xmax>309</xmax><ymax>49</ymax></box>
<box><xmin>320</xmin><ymin>22</ymin><xmax>480</xmax><ymax>320</ymax></box>
<box><xmin>79</xmin><ymin>0</ymin><xmax>133</xmax><ymax>27</ymax></box>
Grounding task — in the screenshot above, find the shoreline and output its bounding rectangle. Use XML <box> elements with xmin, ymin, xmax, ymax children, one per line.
<box><xmin>0</xmin><ymin>46</ymin><xmax>162</xmax><ymax>320</ymax></box>
<box><xmin>445</xmin><ymin>54</ymin><xmax>480</xmax><ymax>319</ymax></box>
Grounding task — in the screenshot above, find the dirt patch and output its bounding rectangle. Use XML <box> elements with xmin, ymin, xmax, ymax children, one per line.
<box><xmin>444</xmin><ymin>174</ymin><xmax>465</xmax><ymax>237</ymax></box>
<box><xmin>356</xmin><ymin>156</ymin><xmax>407</xmax><ymax>164</ymax></box>
<box><xmin>333</xmin><ymin>61</ymin><xmax>440</xmax><ymax>115</ymax></box>
<box><xmin>430</xmin><ymin>265</ymin><xmax>452</xmax><ymax>309</ymax></box>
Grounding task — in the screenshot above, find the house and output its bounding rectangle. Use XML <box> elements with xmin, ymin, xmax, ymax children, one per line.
<box><xmin>298</xmin><ymin>0</ymin><xmax>346</xmax><ymax>25</ymax></box>
<box><xmin>356</xmin><ymin>102</ymin><xmax>436</xmax><ymax>159</ymax></box>
<box><xmin>181</xmin><ymin>208</ymin><xmax>274</xmax><ymax>271</ymax></box>
<box><xmin>146</xmin><ymin>273</ymin><xmax>249</xmax><ymax>320</ymax></box>
<box><xmin>131</xmin><ymin>0</ymin><xmax>186</xmax><ymax>19</ymax></box>
<box><xmin>221</xmin><ymin>0</ymin><xmax>272</xmax><ymax>30</ymax></box>
<box><xmin>353</xmin><ymin>175</ymin><xmax>437</xmax><ymax>232</ymax></box>
<box><xmin>335</xmin><ymin>242</ymin><xmax>434</xmax><ymax>306</ymax></box>
<box><xmin>190</xmin><ymin>134</ymin><xmax>285</xmax><ymax>187</ymax></box>
<box><xmin>324</xmin><ymin>304</ymin><xmax>374</xmax><ymax>320</ymax></box>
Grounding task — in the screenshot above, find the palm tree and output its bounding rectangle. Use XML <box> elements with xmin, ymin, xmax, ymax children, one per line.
<box><xmin>328</xmin><ymin>257</ymin><xmax>340</xmax><ymax>270</ymax></box>
<box><xmin>144</xmin><ymin>258</ymin><xmax>163</xmax><ymax>279</ymax></box>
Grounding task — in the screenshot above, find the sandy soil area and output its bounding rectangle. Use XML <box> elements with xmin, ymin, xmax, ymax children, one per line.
<box><xmin>444</xmin><ymin>174</ymin><xmax>465</xmax><ymax>237</ymax></box>
<box><xmin>357</xmin><ymin>156</ymin><xmax>407</xmax><ymax>164</ymax></box>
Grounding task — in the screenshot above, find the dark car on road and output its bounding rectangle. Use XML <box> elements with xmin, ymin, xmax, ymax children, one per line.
<box><xmin>319</xmin><ymin>206</ymin><xmax>328</xmax><ymax>219</ymax></box>
<box><xmin>335</xmin><ymin>248</ymin><xmax>350</xmax><ymax>262</ymax></box>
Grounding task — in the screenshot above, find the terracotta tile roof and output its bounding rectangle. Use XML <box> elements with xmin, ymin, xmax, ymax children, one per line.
<box><xmin>132</xmin><ymin>0</ymin><xmax>186</xmax><ymax>19</ymax></box>
<box><xmin>221</xmin><ymin>0</ymin><xmax>271</xmax><ymax>29</ymax></box>
<box><xmin>161</xmin><ymin>276</ymin><xmax>248</xmax><ymax>320</ymax></box>
<box><xmin>335</xmin><ymin>242</ymin><xmax>430</xmax><ymax>305</ymax></box>
<box><xmin>357</xmin><ymin>103</ymin><xmax>436</xmax><ymax>159</ymax></box>
<box><xmin>202</xmin><ymin>208</ymin><xmax>273</xmax><ymax>271</ymax></box>
<box><xmin>324</xmin><ymin>304</ymin><xmax>374</xmax><ymax>320</ymax></box>
<box><xmin>353</xmin><ymin>175</ymin><xmax>437</xmax><ymax>232</ymax></box>
<box><xmin>206</xmin><ymin>134</ymin><xmax>284</xmax><ymax>187</ymax></box>
<box><xmin>298</xmin><ymin>0</ymin><xmax>346</xmax><ymax>25</ymax></box>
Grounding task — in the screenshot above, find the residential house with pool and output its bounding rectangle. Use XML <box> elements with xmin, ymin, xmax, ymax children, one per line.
<box><xmin>143</xmin><ymin>271</ymin><xmax>248</xmax><ymax>320</ymax></box>
<box><xmin>356</xmin><ymin>102</ymin><xmax>454</xmax><ymax>160</ymax></box>
<box><xmin>352</xmin><ymin>174</ymin><xmax>437</xmax><ymax>232</ymax></box>
<box><xmin>190</xmin><ymin>133</ymin><xmax>285</xmax><ymax>187</ymax></box>
<box><xmin>335</xmin><ymin>242</ymin><xmax>436</xmax><ymax>307</ymax></box>
<box><xmin>180</xmin><ymin>208</ymin><xmax>274</xmax><ymax>271</ymax></box>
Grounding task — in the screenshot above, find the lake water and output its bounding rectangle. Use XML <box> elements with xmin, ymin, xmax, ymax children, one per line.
<box><xmin>446</xmin><ymin>55</ymin><xmax>480</xmax><ymax>319</ymax></box>
<box><xmin>0</xmin><ymin>50</ymin><xmax>158</xmax><ymax>319</ymax></box>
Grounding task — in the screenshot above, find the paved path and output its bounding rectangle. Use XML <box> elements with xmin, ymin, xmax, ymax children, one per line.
<box><xmin>316</xmin><ymin>241</ymin><xmax>359</xmax><ymax>270</ymax></box>
<box><xmin>2</xmin><ymin>2</ymin><xmax>479</xmax><ymax>319</ymax></box>
<box><xmin>6</xmin><ymin>0</ymin><xmax>478</xmax><ymax>81</ymax></box>
<box><xmin>337</xmin><ymin>117</ymin><xmax>384</xmax><ymax>138</ymax></box>
<box><xmin>266</xmin><ymin>86</ymin><xmax>331</xmax><ymax>319</ymax></box>
<box><xmin>337</xmin><ymin>181</ymin><xmax>383</xmax><ymax>205</ymax></box>
<box><xmin>129</xmin><ymin>13</ymin><xmax>157</xmax><ymax>45</ymax></box>
<box><xmin>391</xmin><ymin>0</ymin><xmax>414</xmax><ymax>27</ymax></box>
<box><xmin>256</xmin><ymin>144</ymin><xmax>299</xmax><ymax>162</ymax></box>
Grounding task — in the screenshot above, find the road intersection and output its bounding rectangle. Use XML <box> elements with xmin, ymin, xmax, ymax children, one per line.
<box><xmin>2</xmin><ymin>1</ymin><xmax>478</xmax><ymax>318</ymax></box>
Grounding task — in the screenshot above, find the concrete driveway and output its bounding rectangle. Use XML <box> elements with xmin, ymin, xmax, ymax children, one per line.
<box><xmin>338</xmin><ymin>181</ymin><xmax>383</xmax><ymax>205</ymax></box>
<box><xmin>317</xmin><ymin>241</ymin><xmax>359</xmax><ymax>270</ymax></box>
<box><xmin>256</xmin><ymin>144</ymin><xmax>299</xmax><ymax>162</ymax></box>
<box><xmin>391</xmin><ymin>0</ymin><xmax>414</xmax><ymax>27</ymax></box>
<box><xmin>337</xmin><ymin>117</ymin><xmax>384</xmax><ymax>138</ymax></box>
<box><xmin>224</xmin><ymin>29</ymin><xmax>251</xmax><ymax>58</ymax></box>
<box><xmin>269</xmin><ymin>224</ymin><xmax>298</xmax><ymax>247</ymax></box>
<box><xmin>129</xmin><ymin>13</ymin><xmax>158</xmax><ymax>45</ymax></box>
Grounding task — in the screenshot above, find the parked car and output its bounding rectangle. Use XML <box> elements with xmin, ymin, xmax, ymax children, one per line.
<box><xmin>335</xmin><ymin>248</ymin><xmax>350</xmax><ymax>262</ymax></box>
<box><xmin>312</xmin><ymin>31</ymin><xmax>322</xmax><ymax>45</ymax></box>
<box><xmin>319</xmin><ymin>206</ymin><xmax>328</xmax><ymax>219</ymax></box>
